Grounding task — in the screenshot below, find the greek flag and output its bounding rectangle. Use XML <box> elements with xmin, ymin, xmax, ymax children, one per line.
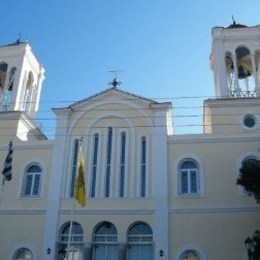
<box><xmin>2</xmin><ymin>141</ymin><xmax>13</xmax><ymax>182</ymax></box>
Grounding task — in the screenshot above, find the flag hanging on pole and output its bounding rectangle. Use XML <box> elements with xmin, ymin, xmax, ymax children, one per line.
<box><xmin>74</xmin><ymin>144</ymin><xmax>86</xmax><ymax>207</ymax></box>
<box><xmin>2</xmin><ymin>141</ymin><xmax>13</xmax><ymax>183</ymax></box>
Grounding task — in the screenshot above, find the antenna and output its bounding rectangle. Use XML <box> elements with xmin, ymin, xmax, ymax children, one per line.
<box><xmin>109</xmin><ymin>69</ymin><xmax>124</xmax><ymax>79</ymax></box>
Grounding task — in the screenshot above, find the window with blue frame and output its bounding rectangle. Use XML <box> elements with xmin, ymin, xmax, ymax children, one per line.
<box><xmin>179</xmin><ymin>159</ymin><xmax>199</xmax><ymax>195</ymax></box>
<box><xmin>70</xmin><ymin>139</ymin><xmax>79</xmax><ymax>197</ymax></box>
<box><xmin>22</xmin><ymin>164</ymin><xmax>42</xmax><ymax>197</ymax></box>
<box><xmin>140</xmin><ymin>136</ymin><xmax>146</xmax><ymax>197</ymax></box>
<box><xmin>91</xmin><ymin>133</ymin><xmax>99</xmax><ymax>198</ymax></box>
<box><xmin>119</xmin><ymin>132</ymin><xmax>126</xmax><ymax>197</ymax></box>
<box><xmin>105</xmin><ymin>127</ymin><xmax>113</xmax><ymax>197</ymax></box>
<box><xmin>127</xmin><ymin>222</ymin><xmax>154</xmax><ymax>260</ymax></box>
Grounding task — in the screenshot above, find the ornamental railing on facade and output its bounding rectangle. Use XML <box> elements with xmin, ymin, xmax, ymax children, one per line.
<box><xmin>230</xmin><ymin>90</ymin><xmax>256</xmax><ymax>98</ymax></box>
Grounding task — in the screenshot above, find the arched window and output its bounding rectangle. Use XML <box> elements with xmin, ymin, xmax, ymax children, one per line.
<box><xmin>178</xmin><ymin>159</ymin><xmax>199</xmax><ymax>195</ymax></box>
<box><xmin>0</xmin><ymin>62</ymin><xmax>8</xmax><ymax>91</ymax></box>
<box><xmin>23</xmin><ymin>72</ymin><xmax>34</xmax><ymax>113</ymax></box>
<box><xmin>180</xmin><ymin>250</ymin><xmax>200</xmax><ymax>260</ymax></box>
<box><xmin>13</xmin><ymin>247</ymin><xmax>33</xmax><ymax>260</ymax></box>
<box><xmin>0</xmin><ymin>62</ymin><xmax>9</xmax><ymax>110</ymax></box>
<box><xmin>59</xmin><ymin>221</ymin><xmax>84</xmax><ymax>260</ymax></box>
<box><xmin>93</xmin><ymin>221</ymin><xmax>119</xmax><ymax>260</ymax></box>
<box><xmin>239</xmin><ymin>156</ymin><xmax>259</xmax><ymax>195</ymax></box>
<box><xmin>127</xmin><ymin>222</ymin><xmax>153</xmax><ymax>260</ymax></box>
<box><xmin>235</xmin><ymin>46</ymin><xmax>254</xmax><ymax>97</ymax></box>
<box><xmin>242</xmin><ymin>156</ymin><xmax>258</xmax><ymax>167</ymax></box>
<box><xmin>8</xmin><ymin>67</ymin><xmax>16</xmax><ymax>91</ymax></box>
<box><xmin>22</xmin><ymin>164</ymin><xmax>42</xmax><ymax>197</ymax></box>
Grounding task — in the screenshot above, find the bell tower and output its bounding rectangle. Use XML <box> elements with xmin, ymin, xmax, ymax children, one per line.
<box><xmin>210</xmin><ymin>22</ymin><xmax>260</xmax><ymax>98</ymax></box>
<box><xmin>0</xmin><ymin>40</ymin><xmax>45</xmax><ymax>119</ymax></box>
<box><xmin>204</xmin><ymin>23</ymin><xmax>260</xmax><ymax>134</ymax></box>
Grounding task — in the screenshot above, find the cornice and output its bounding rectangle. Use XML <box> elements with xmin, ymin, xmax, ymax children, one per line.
<box><xmin>169</xmin><ymin>206</ymin><xmax>260</xmax><ymax>214</ymax></box>
<box><xmin>52</xmin><ymin>107</ymin><xmax>71</xmax><ymax>117</ymax></box>
<box><xmin>0</xmin><ymin>141</ymin><xmax>53</xmax><ymax>151</ymax></box>
<box><xmin>0</xmin><ymin>209</ymin><xmax>46</xmax><ymax>215</ymax></box>
<box><xmin>1</xmin><ymin>207</ymin><xmax>258</xmax><ymax>215</ymax></box>
<box><xmin>204</xmin><ymin>97</ymin><xmax>260</xmax><ymax>108</ymax></box>
<box><xmin>60</xmin><ymin>209</ymin><xmax>155</xmax><ymax>215</ymax></box>
<box><xmin>168</xmin><ymin>134</ymin><xmax>260</xmax><ymax>144</ymax></box>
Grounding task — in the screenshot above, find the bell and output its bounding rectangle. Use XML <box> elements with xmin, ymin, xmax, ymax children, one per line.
<box><xmin>238</xmin><ymin>65</ymin><xmax>247</xmax><ymax>79</ymax></box>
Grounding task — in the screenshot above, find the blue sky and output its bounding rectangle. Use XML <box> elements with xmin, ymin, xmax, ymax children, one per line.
<box><xmin>1</xmin><ymin>1</ymin><xmax>260</xmax><ymax>138</ymax></box>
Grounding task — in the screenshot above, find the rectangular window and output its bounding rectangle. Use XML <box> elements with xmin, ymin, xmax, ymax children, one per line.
<box><xmin>25</xmin><ymin>175</ymin><xmax>33</xmax><ymax>195</ymax></box>
<box><xmin>105</xmin><ymin>127</ymin><xmax>113</xmax><ymax>197</ymax></box>
<box><xmin>32</xmin><ymin>174</ymin><xmax>41</xmax><ymax>195</ymax></box>
<box><xmin>190</xmin><ymin>170</ymin><xmax>198</xmax><ymax>193</ymax></box>
<box><xmin>140</xmin><ymin>137</ymin><xmax>146</xmax><ymax>197</ymax></box>
<box><xmin>91</xmin><ymin>133</ymin><xmax>99</xmax><ymax>198</ymax></box>
<box><xmin>70</xmin><ymin>139</ymin><xmax>79</xmax><ymax>197</ymax></box>
<box><xmin>181</xmin><ymin>171</ymin><xmax>188</xmax><ymax>193</ymax></box>
<box><xmin>119</xmin><ymin>132</ymin><xmax>126</xmax><ymax>197</ymax></box>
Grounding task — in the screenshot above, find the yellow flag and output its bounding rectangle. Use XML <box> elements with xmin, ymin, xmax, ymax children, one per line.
<box><xmin>74</xmin><ymin>146</ymin><xmax>86</xmax><ymax>207</ymax></box>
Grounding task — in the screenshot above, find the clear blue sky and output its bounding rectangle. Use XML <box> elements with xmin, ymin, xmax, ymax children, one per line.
<box><xmin>1</xmin><ymin>1</ymin><xmax>260</xmax><ymax>138</ymax></box>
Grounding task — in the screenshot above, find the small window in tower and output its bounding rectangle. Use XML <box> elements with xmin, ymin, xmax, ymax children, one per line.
<box><xmin>243</xmin><ymin>114</ymin><xmax>256</xmax><ymax>129</ymax></box>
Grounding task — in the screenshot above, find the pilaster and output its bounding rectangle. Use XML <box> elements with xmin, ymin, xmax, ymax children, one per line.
<box><xmin>151</xmin><ymin>103</ymin><xmax>170</xmax><ymax>260</ymax></box>
<box><xmin>42</xmin><ymin>108</ymin><xmax>71</xmax><ymax>260</ymax></box>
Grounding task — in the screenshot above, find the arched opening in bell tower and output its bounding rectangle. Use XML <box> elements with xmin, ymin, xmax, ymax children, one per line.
<box><xmin>235</xmin><ymin>46</ymin><xmax>254</xmax><ymax>96</ymax></box>
<box><xmin>0</xmin><ymin>62</ymin><xmax>8</xmax><ymax>109</ymax></box>
<box><xmin>225</xmin><ymin>46</ymin><xmax>256</xmax><ymax>97</ymax></box>
<box><xmin>22</xmin><ymin>71</ymin><xmax>34</xmax><ymax>113</ymax></box>
<box><xmin>2</xmin><ymin>66</ymin><xmax>17</xmax><ymax>111</ymax></box>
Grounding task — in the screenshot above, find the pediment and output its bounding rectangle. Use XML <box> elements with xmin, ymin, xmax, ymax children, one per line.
<box><xmin>69</xmin><ymin>87</ymin><xmax>158</xmax><ymax>110</ymax></box>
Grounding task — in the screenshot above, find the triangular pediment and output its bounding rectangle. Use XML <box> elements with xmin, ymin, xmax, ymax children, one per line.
<box><xmin>68</xmin><ymin>86</ymin><xmax>158</xmax><ymax>110</ymax></box>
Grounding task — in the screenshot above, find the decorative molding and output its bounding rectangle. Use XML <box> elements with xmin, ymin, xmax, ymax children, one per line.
<box><xmin>169</xmin><ymin>206</ymin><xmax>260</xmax><ymax>214</ymax></box>
<box><xmin>59</xmin><ymin>209</ymin><xmax>155</xmax><ymax>215</ymax></box>
<box><xmin>168</xmin><ymin>134</ymin><xmax>260</xmax><ymax>144</ymax></box>
<box><xmin>0</xmin><ymin>209</ymin><xmax>46</xmax><ymax>215</ymax></box>
<box><xmin>1</xmin><ymin>206</ymin><xmax>258</xmax><ymax>215</ymax></box>
<box><xmin>0</xmin><ymin>142</ymin><xmax>53</xmax><ymax>151</ymax></box>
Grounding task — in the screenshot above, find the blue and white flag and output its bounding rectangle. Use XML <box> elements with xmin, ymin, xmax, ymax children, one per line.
<box><xmin>2</xmin><ymin>141</ymin><xmax>13</xmax><ymax>182</ymax></box>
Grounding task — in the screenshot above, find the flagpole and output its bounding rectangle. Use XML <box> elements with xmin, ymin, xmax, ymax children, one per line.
<box><xmin>0</xmin><ymin>177</ymin><xmax>5</xmax><ymax>208</ymax></box>
<box><xmin>66</xmin><ymin>198</ymin><xmax>76</xmax><ymax>259</ymax></box>
<box><xmin>0</xmin><ymin>141</ymin><xmax>13</xmax><ymax>208</ymax></box>
<box><xmin>66</xmin><ymin>136</ymin><xmax>85</xmax><ymax>259</ymax></box>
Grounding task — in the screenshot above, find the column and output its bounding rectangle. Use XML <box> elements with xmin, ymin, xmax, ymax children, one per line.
<box><xmin>213</xmin><ymin>37</ymin><xmax>229</xmax><ymax>98</ymax></box>
<box><xmin>84</xmin><ymin>242</ymin><xmax>92</xmax><ymax>260</ymax></box>
<box><xmin>251</xmin><ymin>53</ymin><xmax>260</xmax><ymax>96</ymax></box>
<box><xmin>118</xmin><ymin>243</ymin><xmax>126</xmax><ymax>260</ymax></box>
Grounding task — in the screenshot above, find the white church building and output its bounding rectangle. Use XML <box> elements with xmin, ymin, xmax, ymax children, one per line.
<box><xmin>0</xmin><ymin>22</ymin><xmax>259</xmax><ymax>260</ymax></box>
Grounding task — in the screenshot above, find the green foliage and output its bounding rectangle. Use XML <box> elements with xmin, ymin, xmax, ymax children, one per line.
<box><xmin>237</xmin><ymin>158</ymin><xmax>260</xmax><ymax>203</ymax></box>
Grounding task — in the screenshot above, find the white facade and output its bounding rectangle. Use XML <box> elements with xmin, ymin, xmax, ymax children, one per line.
<box><xmin>0</xmin><ymin>23</ymin><xmax>260</xmax><ymax>260</ymax></box>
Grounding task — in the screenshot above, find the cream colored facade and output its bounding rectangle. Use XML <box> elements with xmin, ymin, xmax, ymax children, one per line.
<box><xmin>0</xmin><ymin>23</ymin><xmax>260</xmax><ymax>260</ymax></box>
